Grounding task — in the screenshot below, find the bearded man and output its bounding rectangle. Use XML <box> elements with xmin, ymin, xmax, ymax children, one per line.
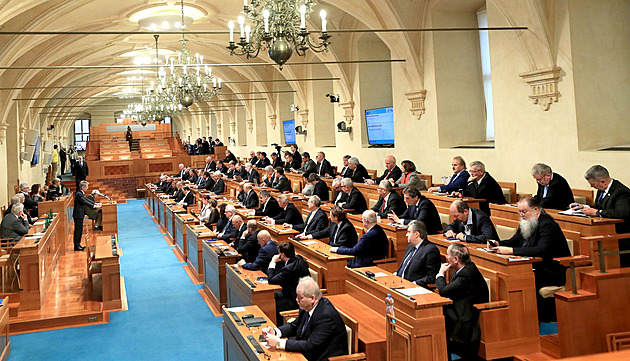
<box><xmin>489</xmin><ymin>196</ymin><xmax>570</xmax><ymax>321</ymax></box>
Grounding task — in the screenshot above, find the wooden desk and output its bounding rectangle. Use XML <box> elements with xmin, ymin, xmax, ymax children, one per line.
<box><xmin>428</xmin><ymin>235</ymin><xmax>541</xmax><ymax>359</ymax></box>
<box><xmin>38</xmin><ymin>194</ymin><xmax>73</xmax><ymax>236</ymax></box>
<box><xmin>14</xmin><ymin>213</ymin><xmax>66</xmax><ymax>311</ymax></box>
<box><xmin>156</xmin><ymin>195</ymin><xmax>174</xmax><ymax>229</ymax></box>
<box><xmin>490</xmin><ymin>204</ymin><xmax>624</xmax><ymax>268</ymax></box>
<box><xmin>327</xmin><ymin>266</ymin><xmax>451</xmax><ymax>361</ymax></box>
<box><xmin>165</xmin><ymin>203</ymin><xmax>186</xmax><ymax>241</ymax></box>
<box><xmin>290</xmin><ymin>239</ymin><xmax>353</xmax><ymax>295</ymax></box>
<box><xmin>223</xmin><ymin>305</ymin><xmax>307</xmax><ymax>361</ymax></box>
<box><xmin>422</xmin><ymin>192</ymin><xmax>485</xmax><ymax>221</ymax></box>
<box><xmin>225</xmin><ymin>264</ymin><xmax>281</xmax><ymax>324</ymax></box>
<box><xmin>257</xmin><ymin>222</ymin><xmax>299</xmax><ymax>245</ymax></box>
<box><xmin>185</xmin><ymin>224</ymin><xmax>215</xmax><ymax>282</ymax></box>
<box><xmin>174</xmin><ymin>212</ymin><xmax>198</xmax><ymax>261</ymax></box>
<box><xmin>0</xmin><ymin>298</ymin><xmax>9</xmax><ymax>361</ymax></box>
<box><xmin>94</xmin><ymin>234</ymin><xmax>122</xmax><ymax>311</ymax></box>
<box><xmin>202</xmin><ymin>240</ymin><xmax>240</xmax><ymax>312</ymax></box>
<box><xmin>101</xmin><ymin>201</ymin><xmax>118</xmax><ymax>235</ymax></box>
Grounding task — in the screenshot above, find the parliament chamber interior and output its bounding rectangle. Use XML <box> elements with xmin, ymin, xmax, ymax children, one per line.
<box><xmin>0</xmin><ymin>0</ymin><xmax>628</xmax><ymax>360</ymax></box>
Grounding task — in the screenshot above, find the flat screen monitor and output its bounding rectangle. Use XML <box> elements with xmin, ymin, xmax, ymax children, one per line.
<box><xmin>365</xmin><ymin>106</ymin><xmax>395</xmax><ymax>145</ymax></box>
<box><xmin>283</xmin><ymin>120</ymin><xmax>296</xmax><ymax>145</ymax></box>
<box><xmin>31</xmin><ymin>136</ymin><xmax>41</xmax><ymax>165</ymax></box>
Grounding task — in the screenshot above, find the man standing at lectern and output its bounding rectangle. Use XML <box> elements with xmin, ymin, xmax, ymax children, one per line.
<box><xmin>73</xmin><ymin>181</ymin><xmax>101</xmax><ymax>251</ymax></box>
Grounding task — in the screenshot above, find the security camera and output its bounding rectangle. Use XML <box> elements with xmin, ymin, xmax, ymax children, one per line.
<box><xmin>295</xmin><ymin>126</ymin><xmax>307</xmax><ymax>135</ymax></box>
<box><xmin>337</xmin><ymin>121</ymin><xmax>352</xmax><ymax>133</ymax></box>
<box><xmin>325</xmin><ymin>93</ymin><xmax>340</xmax><ymax>103</ymax></box>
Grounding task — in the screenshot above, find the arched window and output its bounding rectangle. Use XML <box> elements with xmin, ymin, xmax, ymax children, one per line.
<box><xmin>74</xmin><ymin>119</ymin><xmax>90</xmax><ymax>150</ymax></box>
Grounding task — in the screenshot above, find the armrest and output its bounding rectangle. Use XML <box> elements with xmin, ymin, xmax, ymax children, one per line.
<box><xmin>329</xmin><ymin>353</ymin><xmax>367</xmax><ymax>361</ymax></box>
<box><xmin>474</xmin><ymin>300</ymin><xmax>508</xmax><ymax>311</ymax></box>
<box><xmin>279</xmin><ymin>309</ymin><xmax>299</xmax><ymax>324</ymax></box>
<box><xmin>554</xmin><ymin>255</ymin><xmax>592</xmax><ymax>267</ymax></box>
<box><xmin>374</xmin><ymin>257</ymin><xmax>397</xmax><ymax>265</ymax></box>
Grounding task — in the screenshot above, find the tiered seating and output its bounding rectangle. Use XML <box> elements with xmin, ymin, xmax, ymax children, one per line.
<box><xmin>99</xmin><ymin>141</ymin><xmax>131</xmax><ymax>161</ymax></box>
<box><xmin>139</xmin><ymin>139</ymin><xmax>173</xmax><ymax>159</ymax></box>
<box><xmin>87</xmin><ymin>180</ymin><xmax>127</xmax><ymax>204</ymax></box>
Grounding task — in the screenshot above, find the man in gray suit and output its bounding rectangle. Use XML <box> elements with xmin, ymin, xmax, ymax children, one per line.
<box><xmin>1</xmin><ymin>203</ymin><xmax>30</xmax><ymax>242</ymax></box>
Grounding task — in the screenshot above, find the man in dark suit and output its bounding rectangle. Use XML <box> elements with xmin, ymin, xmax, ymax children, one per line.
<box><xmin>290</xmin><ymin>144</ymin><xmax>301</xmax><ymax>167</ymax></box>
<box><xmin>284</xmin><ymin>152</ymin><xmax>301</xmax><ymax>172</ymax></box>
<box><xmin>338</xmin><ymin>155</ymin><xmax>352</xmax><ymax>178</ymax></box>
<box><xmin>394</xmin><ymin>220</ymin><xmax>440</xmax><ymax>287</ymax></box>
<box><xmin>244</xmin><ymin>163</ymin><xmax>260</xmax><ymax>184</ymax></box>
<box><xmin>203</xmin><ymin>156</ymin><xmax>216</xmax><ymax>173</ymax></box>
<box><xmin>262</xmin><ymin>166</ymin><xmax>276</xmax><ymax>187</ymax></box>
<box><xmin>19</xmin><ymin>183</ymin><xmax>39</xmax><ymax>217</ymax></box>
<box><xmin>372</xmin><ymin>180</ymin><xmax>406</xmax><ymax>218</ymax></box>
<box><xmin>307</xmin><ymin>174</ymin><xmax>329</xmax><ymax>202</ymax></box>
<box><xmin>248</xmin><ymin>151</ymin><xmax>257</xmax><ymax>165</ymax></box>
<box><xmin>201</xmin><ymin>137</ymin><xmax>210</xmax><ymax>154</ymax></box>
<box><xmin>216</xmin><ymin>160</ymin><xmax>228</xmax><ymax>174</ymax></box>
<box><xmin>315</xmin><ymin>151</ymin><xmax>334</xmax><ymax>177</ymax></box>
<box><xmin>210</xmin><ymin>172</ymin><xmax>225</xmax><ymax>194</ymax></box>
<box><xmin>264</xmin><ymin>277</ymin><xmax>348</xmax><ymax>361</ymax></box>
<box><xmin>75</xmin><ymin>156</ymin><xmax>90</xmax><ymax>190</ymax></box>
<box><xmin>390</xmin><ymin>187</ymin><xmax>442</xmax><ymax>234</ymax></box>
<box><xmin>59</xmin><ymin>144</ymin><xmax>67</xmax><ymax>175</ymax></box>
<box><xmin>154</xmin><ymin>175</ymin><xmax>167</xmax><ymax>190</ymax></box>
<box><xmin>234</xmin><ymin>163</ymin><xmax>248</xmax><ymax>179</ymax></box>
<box><xmin>214</xmin><ymin>138</ymin><xmax>224</xmax><ymax>147</ymax></box>
<box><xmin>217</xmin><ymin>206</ymin><xmax>238</xmax><ymax>240</ymax></box>
<box><xmin>331</xmin><ymin>210</ymin><xmax>388</xmax><ymax>268</ymax></box>
<box><xmin>242</xmin><ymin>183</ymin><xmax>260</xmax><ymax>209</ymax></box>
<box><xmin>436</xmin><ymin>243</ymin><xmax>489</xmax><ymax>360</ymax></box>
<box><xmin>347</xmin><ymin>157</ymin><xmax>370</xmax><ymax>184</ymax></box>
<box><xmin>428</xmin><ymin>156</ymin><xmax>470</xmax><ymax>194</ymax></box>
<box><xmin>173</xmin><ymin>163</ymin><xmax>186</xmax><ymax>178</ymax></box>
<box><xmin>238</xmin><ymin>231</ymin><xmax>278</xmax><ymax>273</ymax></box>
<box><xmin>367</xmin><ymin>155</ymin><xmax>402</xmax><ymax>185</ymax></box>
<box><xmin>223</xmin><ymin>150</ymin><xmax>237</xmax><ymax>164</ymax></box>
<box><xmin>256</xmin><ymin>152</ymin><xmax>271</xmax><ymax>168</ymax></box>
<box><xmin>304</xmin><ymin>206</ymin><xmax>358</xmax><ymax>248</ymax></box>
<box><xmin>254</xmin><ymin>190</ymin><xmax>282</xmax><ymax>218</ymax></box>
<box><xmin>339</xmin><ymin>178</ymin><xmax>367</xmax><ymax>215</ymax></box>
<box><xmin>531</xmin><ymin>163</ymin><xmax>574</xmax><ymax>210</ymax></box>
<box><xmin>290</xmin><ymin>196</ymin><xmax>328</xmax><ymax>236</ymax></box>
<box><xmin>268</xmin><ymin>242</ymin><xmax>310</xmax><ymax>319</ymax></box>
<box><xmin>297</xmin><ymin>152</ymin><xmax>317</xmax><ymax>177</ymax></box>
<box><xmin>177</xmin><ymin>186</ymin><xmax>194</xmax><ymax>209</ymax></box>
<box><xmin>73</xmin><ymin>181</ymin><xmax>102</xmax><ymax>251</ymax></box>
<box><xmin>571</xmin><ymin>165</ymin><xmax>630</xmax><ymax>266</ymax></box>
<box><xmin>271</xmin><ymin>152</ymin><xmax>284</xmax><ymax>169</ymax></box>
<box><xmin>267</xmin><ymin>195</ymin><xmax>304</xmax><ymax>226</ymax></box>
<box><xmin>234</xmin><ymin>220</ymin><xmax>261</xmax><ymax>263</ymax></box>
<box><xmin>0</xmin><ymin>203</ymin><xmax>30</xmax><ymax>242</ymax></box>
<box><xmin>194</xmin><ymin>171</ymin><xmax>207</xmax><ymax>188</ymax></box>
<box><xmin>462</xmin><ymin>160</ymin><xmax>507</xmax><ymax>216</ymax></box>
<box><xmin>445</xmin><ymin>200</ymin><xmax>499</xmax><ymax>243</ymax></box>
<box><xmin>492</xmin><ymin>197</ymin><xmax>571</xmax><ymax>321</ymax></box>
<box><xmin>272</xmin><ymin>167</ymin><xmax>292</xmax><ymax>192</ymax></box>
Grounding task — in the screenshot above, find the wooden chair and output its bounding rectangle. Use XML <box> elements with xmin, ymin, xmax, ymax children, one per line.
<box><xmin>374</xmin><ymin>235</ymin><xmax>398</xmax><ymax>272</ymax></box>
<box><xmin>497</xmin><ymin>181</ymin><xmax>516</xmax><ymax>204</ymax></box>
<box><xmin>572</xmin><ymin>188</ymin><xmax>594</xmax><ymax>206</ymax></box>
<box><xmin>0</xmin><ymin>238</ymin><xmax>19</xmax><ymax>293</ymax></box>
<box><xmin>607</xmin><ymin>331</ymin><xmax>630</xmax><ymax>351</ymax></box>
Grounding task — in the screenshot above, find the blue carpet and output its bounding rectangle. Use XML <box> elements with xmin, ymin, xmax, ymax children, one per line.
<box><xmin>9</xmin><ymin>199</ymin><xmax>223</xmax><ymax>361</ymax></box>
<box><xmin>539</xmin><ymin>322</ymin><xmax>558</xmax><ymax>336</ymax></box>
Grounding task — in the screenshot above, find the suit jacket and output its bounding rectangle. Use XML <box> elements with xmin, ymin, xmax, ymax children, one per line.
<box><xmin>272</xmin><ymin>158</ymin><xmax>284</xmax><ymax>169</ymax></box>
<box><xmin>445</xmin><ymin>208</ymin><xmax>499</xmax><ymax>244</ymax></box>
<box><xmin>439</xmin><ymin>170</ymin><xmax>470</xmax><ymax>193</ymax></box>
<box><xmin>500</xmin><ymin>212</ymin><xmax>571</xmax><ymax>287</ymax></box>
<box><xmin>0</xmin><ymin>212</ymin><xmax>29</xmax><ymax>242</ymax></box>
<box><xmin>342</xmin><ymin>188</ymin><xmax>367</xmax><ymax>214</ymax></box>
<box><xmin>218</xmin><ymin>217</ymin><xmax>238</xmax><ymax>240</ymax></box>
<box><xmin>376</xmin><ymin>165</ymin><xmax>402</xmax><ymax>183</ymax></box>
<box><xmin>464</xmin><ymin>172</ymin><xmax>507</xmax><ymax>216</ymax></box>
<box><xmin>217</xmin><ymin>164</ymin><xmax>229</xmax><ymax>174</ymax></box>
<box><xmin>195</xmin><ymin>177</ymin><xmax>206</xmax><ymax>188</ymax></box>
<box><xmin>202</xmin><ymin>178</ymin><xmax>215</xmax><ymax>191</ymax></box>
<box><xmin>179</xmin><ymin>192</ymin><xmax>194</xmax><ymax>209</ymax></box>
<box><xmin>235</xmin><ymin>230</ymin><xmax>260</xmax><ymax>263</ymax></box>
<box><xmin>349</xmin><ymin>164</ymin><xmax>370</xmax><ymax>184</ymax></box>
<box><xmin>246</xmin><ymin>169</ymin><xmax>260</xmax><ymax>184</ymax></box>
<box><xmin>278</xmin><ymin>297</ymin><xmax>348</xmax><ymax>361</ymax></box>
<box><xmin>235</xmin><ymin>223</ymin><xmax>247</xmax><ymax>240</ymax></box>
<box><xmin>224</xmin><ymin>153</ymin><xmax>237</xmax><ymax>164</ymax></box>
<box><xmin>534</xmin><ymin>173</ymin><xmax>574</xmax><ymax>211</ymax></box>
<box><xmin>272</xmin><ymin>175</ymin><xmax>291</xmax><ymax>192</ymax></box>
<box><xmin>312</xmin><ymin>219</ymin><xmax>358</xmax><ymax>248</ymax></box>
<box><xmin>174</xmin><ymin>168</ymin><xmax>186</xmax><ymax>178</ymax></box>
<box><xmin>300</xmin><ymin>159</ymin><xmax>317</xmax><ymax>177</ymax></box>
<box><xmin>273</xmin><ymin>204</ymin><xmax>304</xmax><ymax>226</ymax></box>
<box><xmin>235</xmin><ymin>168</ymin><xmax>248</xmax><ymax>179</ymax></box>
<box><xmin>215</xmin><ymin>216</ymin><xmax>229</xmax><ymax>233</ymax></box>
<box><xmin>372</xmin><ymin>191</ymin><xmax>406</xmax><ymax>218</ymax></box>
<box><xmin>339</xmin><ymin>166</ymin><xmax>351</xmax><ymax>178</ymax></box>
<box><xmin>332</xmin><ymin>190</ymin><xmax>348</xmax><ymax>206</ymax></box>
<box><xmin>258</xmin><ymin>157</ymin><xmax>271</xmax><ymax>168</ymax></box>
<box><xmin>243</xmin><ymin>240</ymin><xmax>278</xmax><ymax>272</ymax></box>
<box><xmin>203</xmin><ymin>160</ymin><xmax>216</xmax><ymax>173</ymax></box>
<box><xmin>263</xmin><ymin>174</ymin><xmax>275</xmax><ymax>188</ymax></box>
<box><xmin>253</xmin><ymin>196</ymin><xmax>280</xmax><ymax>217</ymax></box>
<box><xmin>400</xmin><ymin>196</ymin><xmax>443</xmax><ymax>234</ymax></box>
<box><xmin>73</xmin><ymin>190</ymin><xmax>95</xmax><ymax>220</ymax></box>
<box><xmin>21</xmin><ymin>191</ymin><xmax>38</xmax><ymax>212</ymax></box>
<box><xmin>337</xmin><ymin>224</ymin><xmax>388</xmax><ymax>268</ymax></box>
<box><xmin>268</xmin><ymin>255</ymin><xmax>310</xmax><ymax>309</ymax></box>
<box><xmin>316</xmin><ymin>159</ymin><xmax>334</xmax><ymax>177</ymax></box>
<box><xmin>243</xmin><ymin>190</ymin><xmax>260</xmax><ymax>209</ymax></box>
<box><xmin>396</xmin><ymin>240</ymin><xmax>441</xmax><ymax>287</ymax></box>
<box><xmin>75</xmin><ymin>161</ymin><xmax>89</xmax><ymax>180</ymax></box>
<box><xmin>594</xmin><ymin>179</ymin><xmax>630</xmax><ymax>233</ymax></box>
<box><xmin>436</xmin><ymin>262</ymin><xmax>489</xmax><ymax>344</ymax></box>
<box><xmin>212</xmin><ymin>178</ymin><xmax>225</xmax><ymax>194</ymax></box>
<box><xmin>173</xmin><ymin>189</ymin><xmax>184</xmax><ymax>202</ymax></box>
<box><xmin>294</xmin><ymin>208</ymin><xmax>328</xmax><ymax>234</ymax></box>
<box><xmin>312</xmin><ymin>180</ymin><xmax>329</xmax><ymax>202</ymax></box>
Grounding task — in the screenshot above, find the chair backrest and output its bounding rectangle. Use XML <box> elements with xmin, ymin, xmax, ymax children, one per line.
<box><xmin>498</xmin><ymin>181</ymin><xmax>516</xmax><ymax>204</ymax></box>
<box><xmin>562</xmin><ymin>229</ymin><xmax>581</xmax><ymax>256</ymax></box>
<box><xmin>572</xmin><ymin>188</ymin><xmax>594</xmax><ymax>206</ymax></box>
<box><xmin>368</xmin><ymin>198</ymin><xmax>378</xmax><ymax>210</ymax></box>
<box><xmin>439</xmin><ymin>212</ymin><xmax>451</xmax><ymax>231</ymax></box>
<box><xmin>417</xmin><ymin>174</ymin><xmax>432</xmax><ymax>188</ymax></box>
<box><xmin>337</xmin><ymin>309</ymin><xmax>359</xmax><ymax>354</ymax></box>
<box><xmin>607</xmin><ymin>331</ymin><xmax>630</xmax><ymax>351</ymax></box>
<box><xmin>483</xmin><ymin>276</ymin><xmax>492</xmax><ymax>302</ymax></box>
<box><xmin>496</xmin><ymin>224</ymin><xmax>517</xmax><ymax>240</ymax></box>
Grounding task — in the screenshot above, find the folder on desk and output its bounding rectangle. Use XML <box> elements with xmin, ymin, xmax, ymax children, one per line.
<box><xmin>243</xmin><ymin>317</ymin><xmax>267</xmax><ymax>326</ymax></box>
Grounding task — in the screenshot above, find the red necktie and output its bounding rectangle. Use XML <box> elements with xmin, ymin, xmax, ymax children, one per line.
<box><xmin>381</xmin><ymin>199</ymin><xmax>386</xmax><ymax>212</ymax></box>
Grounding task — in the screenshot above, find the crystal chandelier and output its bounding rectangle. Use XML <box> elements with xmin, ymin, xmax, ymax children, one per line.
<box><xmin>227</xmin><ymin>0</ymin><xmax>331</xmax><ymax>69</ymax></box>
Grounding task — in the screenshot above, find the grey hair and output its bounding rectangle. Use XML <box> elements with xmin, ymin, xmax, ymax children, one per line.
<box><xmin>243</xmin><ymin>183</ymin><xmax>253</xmax><ymax>191</ymax></box>
<box><xmin>277</xmin><ymin>194</ymin><xmax>290</xmax><ymax>204</ymax></box>
<box><xmin>308</xmin><ymin>195</ymin><xmax>321</xmax><ymax>207</ymax></box>
<box><xmin>213</xmin><ymin>171</ymin><xmax>223</xmax><ymax>177</ymax></box>
<box><xmin>341</xmin><ymin>178</ymin><xmax>353</xmax><ymax>187</ymax></box>
<box><xmin>19</xmin><ymin>182</ymin><xmax>28</xmax><ymax>190</ymax></box>
<box><xmin>470</xmin><ymin>160</ymin><xmax>485</xmax><ymax>173</ymax></box>
<box><xmin>10</xmin><ymin>195</ymin><xmax>20</xmax><ymax>205</ymax></box>
<box><xmin>264</xmin><ymin>165</ymin><xmax>274</xmax><ymax>172</ymax></box>
<box><xmin>362</xmin><ymin>210</ymin><xmax>378</xmax><ymax>224</ymax></box>
<box><xmin>531</xmin><ymin>163</ymin><xmax>552</xmax><ymax>176</ymax></box>
<box><xmin>348</xmin><ymin>157</ymin><xmax>360</xmax><ymax>165</ymax></box>
<box><xmin>12</xmin><ymin>203</ymin><xmax>24</xmax><ymax>215</ymax></box>
<box><xmin>259</xmin><ymin>189</ymin><xmax>270</xmax><ymax>198</ymax></box>
<box><xmin>584</xmin><ymin>165</ymin><xmax>610</xmax><ymax>181</ymax></box>
<box><xmin>332</xmin><ymin>178</ymin><xmax>342</xmax><ymax>187</ymax></box>
<box><xmin>80</xmin><ymin>180</ymin><xmax>89</xmax><ymax>189</ymax></box>
<box><xmin>379</xmin><ymin>179</ymin><xmax>393</xmax><ymax>192</ymax></box>
<box><xmin>298</xmin><ymin>276</ymin><xmax>322</xmax><ymax>300</ymax></box>
<box><xmin>225</xmin><ymin>205</ymin><xmax>236</xmax><ymax>213</ymax></box>
<box><xmin>408</xmin><ymin>220</ymin><xmax>428</xmax><ymax>239</ymax></box>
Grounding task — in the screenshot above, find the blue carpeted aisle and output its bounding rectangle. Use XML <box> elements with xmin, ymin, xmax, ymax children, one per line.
<box><xmin>9</xmin><ymin>199</ymin><xmax>223</xmax><ymax>361</ymax></box>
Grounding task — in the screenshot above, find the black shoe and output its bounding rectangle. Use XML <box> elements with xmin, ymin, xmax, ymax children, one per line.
<box><xmin>74</xmin><ymin>246</ymin><xmax>86</xmax><ymax>251</ymax></box>
<box><xmin>94</xmin><ymin>226</ymin><xmax>103</xmax><ymax>231</ymax></box>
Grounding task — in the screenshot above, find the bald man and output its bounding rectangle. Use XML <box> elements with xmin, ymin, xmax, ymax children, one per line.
<box><xmin>366</xmin><ymin>155</ymin><xmax>402</xmax><ymax>185</ymax></box>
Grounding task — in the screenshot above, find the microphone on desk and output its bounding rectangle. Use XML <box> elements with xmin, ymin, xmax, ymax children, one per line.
<box><xmin>92</xmin><ymin>190</ymin><xmax>111</xmax><ymax>201</ymax></box>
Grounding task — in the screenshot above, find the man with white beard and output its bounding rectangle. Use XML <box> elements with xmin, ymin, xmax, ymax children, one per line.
<box><xmin>489</xmin><ymin>197</ymin><xmax>570</xmax><ymax>321</ymax></box>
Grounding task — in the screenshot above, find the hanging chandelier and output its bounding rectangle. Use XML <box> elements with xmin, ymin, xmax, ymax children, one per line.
<box><xmin>227</xmin><ymin>0</ymin><xmax>331</xmax><ymax>69</ymax></box>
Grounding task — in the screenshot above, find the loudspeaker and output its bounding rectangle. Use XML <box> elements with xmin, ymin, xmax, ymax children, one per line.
<box><xmin>22</xmin><ymin>145</ymin><xmax>35</xmax><ymax>161</ymax></box>
<box><xmin>24</xmin><ymin>129</ymin><xmax>39</xmax><ymax>145</ymax></box>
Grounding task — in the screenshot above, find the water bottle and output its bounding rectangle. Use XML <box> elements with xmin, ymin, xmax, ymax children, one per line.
<box><xmin>385</xmin><ymin>294</ymin><xmax>395</xmax><ymax>319</ymax></box>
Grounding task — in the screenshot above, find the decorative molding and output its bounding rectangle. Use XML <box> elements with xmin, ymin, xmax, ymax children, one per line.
<box><xmin>268</xmin><ymin>114</ymin><xmax>277</xmax><ymax>129</ymax></box>
<box><xmin>339</xmin><ymin>101</ymin><xmax>355</xmax><ymax>124</ymax></box>
<box><xmin>230</xmin><ymin>121</ymin><xmax>236</xmax><ymax>134</ymax></box>
<box><xmin>298</xmin><ymin>109</ymin><xmax>309</xmax><ymax>128</ymax></box>
<box><xmin>246</xmin><ymin>119</ymin><xmax>254</xmax><ymax>133</ymax></box>
<box><xmin>405</xmin><ymin>90</ymin><xmax>427</xmax><ymax>120</ymax></box>
<box><xmin>519</xmin><ymin>67</ymin><xmax>561</xmax><ymax>111</ymax></box>
<box><xmin>0</xmin><ymin>123</ymin><xmax>8</xmax><ymax>145</ymax></box>
<box><xmin>217</xmin><ymin>123</ymin><xmax>222</xmax><ymax>136</ymax></box>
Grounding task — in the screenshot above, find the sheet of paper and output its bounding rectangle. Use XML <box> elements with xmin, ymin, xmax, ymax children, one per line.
<box><xmin>301</xmin><ymin>240</ymin><xmax>317</xmax><ymax>245</ymax></box>
<box><xmin>399</xmin><ymin>287</ymin><xmax>432</xmax><ymax>296</ymax></box>
<box><xmin>25</xmin><ymin>236</ymin><xmax>40</xmax><ymax>240</ymax></box>
<box><xmin>558</xmin><ymin>209</ymin><xmax>587</xmax><ymax>217</ymax></box>
<box><xmin>224</xmin><ymin>307</ymin><xmax>246</xmax><ymax>313</ymax></box>
<box><xmin>373</xmin><ymin>272</ymin><xmax>388</xmax><ymax>278</ymax></box>
<box><xmin>34</xmin><ymin>221</ymin><xmax>45</xmax><ymax>226</ymax></box>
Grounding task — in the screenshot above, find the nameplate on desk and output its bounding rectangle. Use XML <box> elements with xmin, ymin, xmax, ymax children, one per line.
<box><xmin>300</xmin><ymin>240</ymin><xmax>318</xmax><ymax>245</ymax></box>
<box><xmin>197</xmin><ymin>232</ymin><xmax>214</xmax><ymax>237</ymax></box>
<box><xmin>398</xmin><ymin>287</ymin><xmax>432</xmax><ymax>296</ymax></box>
<box><xmin>34</xmin><ymin>221</ymin><xmax>45</xmax><ymax>226</ymax></box>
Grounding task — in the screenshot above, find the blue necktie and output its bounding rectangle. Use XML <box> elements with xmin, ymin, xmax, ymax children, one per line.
<box><xmin>300</xmin><ymin>313</ymin><xmax>310</xmax><ymax>337</ymax></box>
<box><xmin>398</xmin><ymin>247</ymin><xmax>417</xmax><ymax>278</ymax></box>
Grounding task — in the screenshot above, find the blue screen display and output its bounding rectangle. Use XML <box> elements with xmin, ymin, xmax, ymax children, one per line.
<box><xmin>365</xmin><ymin>107</ymin><xmax>395</xmax><ymax>145</ymax></box>
<box><xmin>283</xmin><ymin>120</ymin><xmax>296</xmax><ymax>145</ymax></box>
<box><xmin>31</xmin><ymin>136</ymin><xmax>41</xmax><ymax>165</ymax></box>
